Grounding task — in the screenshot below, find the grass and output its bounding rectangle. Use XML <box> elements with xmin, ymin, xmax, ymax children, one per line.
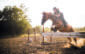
<box><xmin>0</xmin><ymin>34</ymin><xmax>47</xmax><ymax>54</ymax></box>
<box><xmin>20</xmin><ymin>33</ymin><xmax>41</xmax><ymax>37</ymax></box>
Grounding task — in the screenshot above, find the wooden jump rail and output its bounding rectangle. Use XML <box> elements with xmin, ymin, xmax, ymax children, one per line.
<box><xmin>41</xmin><ymin>32</ymin><xmax>85</xmax><ymax>43</ymax></box>
<box><xmin>41</xmin><ymin>32</ymin><xmax>85</xmax><ymax>45</ymax></box>
<box><xmin>41</xmin><ymin>25</ymin><xmax>85</xmax><ymax>43</ymax></box>
<box><xmin>42</xmin><ymin>32</ymin><xmax>85</xmax><ymax>38</ymax></box>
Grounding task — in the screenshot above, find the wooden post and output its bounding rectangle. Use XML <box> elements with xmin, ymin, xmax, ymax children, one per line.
<box><xmin>50</xmin><ymin>33</ymin><xmax>53</xmax><ymax>43</ymax></box>
<box><xmin>50</xmin><ymin>36</ymin><xmax>52</xmax><ymax>43</ymax></box>
<box><xmin>28</xmin><ymin>31</ymin><xmax>30</xmax><ymax>42</ymax></box>
<box><xmin>42</xmin><ymin>25</ymin><xmax>44</xmax><ymax>44</ymax></box>
<box><xmin>34</xmin><ymin>28</ymin><xmax>36</xmax><ymax>42</ymax></box>
<box><xmin>43</xmin><ymin>25</ymin><xmax>44</xmax><ymax>32</ymax></box>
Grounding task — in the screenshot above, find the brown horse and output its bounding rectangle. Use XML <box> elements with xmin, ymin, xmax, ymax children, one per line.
<box><xmin>41</xmin><ymin>12</ymin><xmax>78</xmax><ymax>47</ymax></box>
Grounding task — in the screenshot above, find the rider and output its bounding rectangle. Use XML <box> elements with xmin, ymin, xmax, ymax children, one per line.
<box><xmin>53</xmin><ymin>7</ymin><xmax>67</xmax><ymax>27</ymax></box>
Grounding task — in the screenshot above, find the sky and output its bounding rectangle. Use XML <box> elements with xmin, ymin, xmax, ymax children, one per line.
<box><xmin>0</xmin><ymin>0</ymin><xmax>85</xmax><ymax>28</ymax></box>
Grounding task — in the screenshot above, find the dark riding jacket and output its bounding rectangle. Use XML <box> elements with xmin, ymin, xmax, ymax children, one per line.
<box><xmin>54</xmin><ymin>12</ymin><xmax>67</xmax><ymax>27</ymax></box>
<box><xmin>60</xmin><ymin>13</ymin><xmax>67</xmax><ymax>27</ymax></box>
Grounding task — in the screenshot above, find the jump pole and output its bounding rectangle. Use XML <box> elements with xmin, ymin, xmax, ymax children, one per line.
<box><xmin>42</xmin><ymin>25</ymin><xmax>52</xmax><ymax>43</ymax></box>
<box><xmin>42</xmin><ymin>25</ymin><xmax>45</xmax><ymax>44</ymax></box>
<box><xmin>50</xmin><ymin>33</ymin><xmax>52</xmax><ymax>43</ymax></box>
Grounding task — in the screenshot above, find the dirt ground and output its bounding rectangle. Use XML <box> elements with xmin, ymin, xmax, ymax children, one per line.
<box><xmin>0</xmin><ymin>35</ymin><xmax>85</xmax><ymax>54</ymax></box>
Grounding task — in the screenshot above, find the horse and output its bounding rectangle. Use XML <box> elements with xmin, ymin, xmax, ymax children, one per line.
<box><xmin>41</xmin><ymin>12</ymin><xmax>79</xmax><ymax>47</ymax></box>
<box><xmin>41</xmin><ymin>12</ymin><xmax>74</xmax><ymax>32</ymax></box>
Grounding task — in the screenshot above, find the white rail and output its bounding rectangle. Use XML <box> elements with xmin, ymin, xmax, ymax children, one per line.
<box><xmin>42</xmin><ymin>32</ymin><xmax>85</xmax><ymax>38</ymax></box>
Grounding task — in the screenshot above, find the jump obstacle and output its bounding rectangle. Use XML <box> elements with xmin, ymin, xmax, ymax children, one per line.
<box><xmin>41</xmin><ymin>25</ymin><xmax>85</xmax><ymax>43</ymax></box>
<box><xmin>27</xmin><ymin>25</ymin><xmax>85</xmax><ymax>43</ymax></box>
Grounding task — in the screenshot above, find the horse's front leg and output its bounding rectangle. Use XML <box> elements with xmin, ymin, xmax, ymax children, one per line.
<box><xmin>51</xmin><ymin>26</ymin><xmax>57</xmax><ymax>32</ymax></box>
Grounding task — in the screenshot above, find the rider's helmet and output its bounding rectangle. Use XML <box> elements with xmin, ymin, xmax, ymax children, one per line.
<box><xmin>53</xmin><ymin>7</ymin><xmax>60</xmax><ymax>14</ymax></box>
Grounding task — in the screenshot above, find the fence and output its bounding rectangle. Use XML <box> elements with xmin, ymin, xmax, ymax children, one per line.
<box><xmin>41</xmin><ymin>32</ymin><xmax>85</xmax><ymax>43</ymax></box>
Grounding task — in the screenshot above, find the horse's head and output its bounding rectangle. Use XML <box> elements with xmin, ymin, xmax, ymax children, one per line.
<box><xmin>41</xmin><ymin>12</ymin><xmax>52</xmax><ymax>25</ymax></box>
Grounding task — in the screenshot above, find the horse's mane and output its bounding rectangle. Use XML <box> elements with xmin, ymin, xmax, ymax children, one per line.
<box><xmin>43</xmin><ymin>12</ymin><xmax>53</xmax><ymax>16</ymax></box>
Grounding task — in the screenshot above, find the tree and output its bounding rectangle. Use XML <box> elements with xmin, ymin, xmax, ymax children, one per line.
<box><xmin>0</xmin><ymin>6</ymin><xmax>32</xmax><ymax>35</ymax></box>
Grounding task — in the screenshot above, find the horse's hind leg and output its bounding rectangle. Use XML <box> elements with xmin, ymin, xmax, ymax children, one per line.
<box><xmin>69</xmin><ymin>28</ymin><xmax>77</xmax><ymax>45</ymax></box>
<box><xmin>67</xmin><ymin>37</ymin><xmax>78</xmax><ymax>46</ymax></box>
<box><xmin>73</xmin><ymin>37</ymin><xmax>79</xmax><ymax>44</ymax></box>
<box><xmin>70</xmin><ymin>28</ymin><xmax>79</xmax><ymax>45</ymax></box>
<box><xmin>64</xmin><ymin>37</ymin><xmax>74</xmax><ymax>48</ymax></box>
<box><xmin>67</xmin><ymin>37</ymin><xmax>75</xmax><ymax>44</ymax></box>
<box><xmin>67</xmin><ymin>37</ymin><xmax>72</xmax><ymax>42</ymax></box>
